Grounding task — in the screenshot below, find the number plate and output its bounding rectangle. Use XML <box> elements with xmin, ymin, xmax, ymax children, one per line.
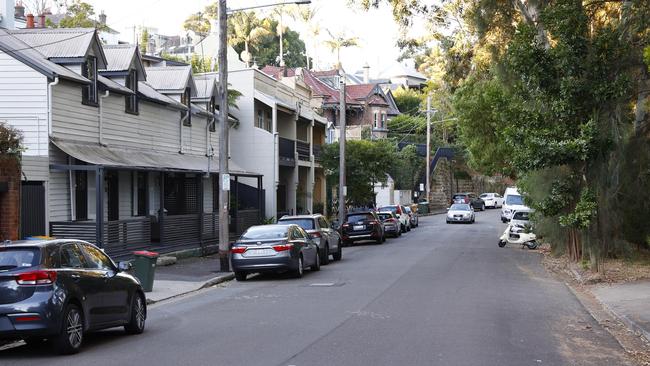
<box><xmin>353</xmin><ymin>225</ymin><xmax>365</xmax><ymax>231</ymax></box>
<box><xmin>243</xmin><ymin>248</ymin><xmax>275</xmax><ymax>257</ymax></box>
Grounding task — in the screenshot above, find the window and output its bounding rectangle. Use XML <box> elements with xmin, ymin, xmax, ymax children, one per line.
<box><xmin>81</xmin><ymin>56</ymin><xmax>98</xmax><ymax>106</ymax></box>
<box><xmin>125</xmin><ymin>69</ymin><xmax>139</xmax><ymax>114</ymax></box>
<box><xmin>265</xmin><ymin>111</ymin><xmax>272</xmax><ymax>132</ymax></box>
<box><xmin>277</xmin><ymin>218</ymin><xmax>315</xmax><ymax>230</ymax></box>
<box><xmin>319</xmin><ymin>217</ymin><xmax>329</xmax><ymax>229</ymax></box>
<box><xmin>257</xmin><ymin>109</ymin><xmax>264</xmax><ymax>129</ymax></box>
<box><xmin>181</xmin><ymin>87</ymin><xmax>192</xmax><ymax>126</ymax></box>
<box><xmin>209</xmin><ymin>96</ymin><xmax>216</xmax><ymax>132</ymax></box>
<box><xmin>60</xmin><ymin>243</ymin><xmax>88</xmax><ymax>269</ymax></box>
<box><xmin>136</xmin><ymin>171</ymin><xmax>148</xmax><ymax>216</ymax></box>
<box><xmin>373</xmin><ymin>112</ymin><xmax>378</xmax><ymax>128</ymax></box>
<box><xmin>381</xmin><ymin>113</ymin><xmax>387</xmax><ymax>129</ymax></box>
<box><xmin>81</xmin><ymin>243</ymin><xmax>115</xmax><ymax>271</ymax></box>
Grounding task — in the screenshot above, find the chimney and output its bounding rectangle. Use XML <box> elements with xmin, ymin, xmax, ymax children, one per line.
<box><xmin>38</xmin><ymin>14</ymin><xmax>45</xmax><ymax>28</ymax></box>
<box><xmin>26</xmin><ymin>13</ymin><xmax>34</xmax><ymax>28</ymax></box>
<box><xmin>14</xmin><ymin>2</ymin><xmax>25</xmax><ymax>19</ymax></box>
<box><xmin>99</xmin><ymin>11</ymin><xmax>106</xmax><ymax>26</ymax></box>
<box><xmin>363</xmin><ymin>62</ymin><xmax>370</xmax><ymax>83</ymax></box>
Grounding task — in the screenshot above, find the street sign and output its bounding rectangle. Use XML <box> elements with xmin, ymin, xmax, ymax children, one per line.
<box><xmin>222</xmin><ymin>173</ymin><xmax>230</xmax><ymax>191</ymax></box>
<box><xmin>343</xmin><ymin>186</ymin><xmax>347</xmax><ymax>196</ymax></box>
<box><xmin>419</xmin><ymin>183</ymin><xmax>425</xmax><ymax>192</ymax></box>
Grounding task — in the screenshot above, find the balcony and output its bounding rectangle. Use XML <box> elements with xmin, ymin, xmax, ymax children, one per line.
<box><xmin>296</xmin><ymin>140</ymin><xmax>311</xmax><ymax>162</ymax></box>
<box><xmin>313</xmin><ymin>144</ymin><xmax>322</xmax><ymax>163</ymax></box>
<box><xmin>279</xmin><ymin>137</ymin><xmax>295</xmax><ymax>167</ymax></box>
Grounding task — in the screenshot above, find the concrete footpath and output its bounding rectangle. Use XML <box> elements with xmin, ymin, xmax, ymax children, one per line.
<box><xmin>591</xmin><ymin>281</ymin><xmax>650</xmax><ymax>341</ymax></box>
<box><xmin>145</xmin><ymin>255</ymin><xmax>233</xmax><ymax>304</ymax></box>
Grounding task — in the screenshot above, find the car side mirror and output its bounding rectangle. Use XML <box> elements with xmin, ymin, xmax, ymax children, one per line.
<box><xmin>118</xmin><ymin>261</ymin><xmax>132</xmax><ymax>272</ymax></box>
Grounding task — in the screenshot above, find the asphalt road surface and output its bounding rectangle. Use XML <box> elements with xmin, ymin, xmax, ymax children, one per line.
<box><xmin>1</xmin><ymin>210</ymin><xmax>633</xmax><ymax>366</ymax></box>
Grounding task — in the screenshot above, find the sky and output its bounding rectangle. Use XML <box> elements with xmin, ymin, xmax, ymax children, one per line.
<box><xmin>79</xmin><ymin>0</ymin><xmax>428</xmax><ymax>76</ymax></box>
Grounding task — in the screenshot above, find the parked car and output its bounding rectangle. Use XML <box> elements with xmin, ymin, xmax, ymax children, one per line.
<box><xmin>0</xmin><ymin>239</ymin><xmax>146</xmax><ymax>354</ymax></box>
<box><xmin>278</xmin><ymin>214</ymin><xmax>342</xmax><ymax>264</ymax></box>
<box><xmin>378</xmin><ymin>205</ymin><xmax>410</xmax><ymax>233</ymax></box>
<box><xmin>479</xmin><ymin>192</ymin><xmax>504</xmax><ymax>209</ymax></box>
<box><xmin>231</xmin><ymin>224</ymin><xmax>320</xmax><ymax>281</ymax></box>
<box><xmin>376</xmin><ymin>211</ymin><xmax>401</xmax><ymax>238</ymax></box>
<box><xmin>451</xmin><ymin>193</ymin><xmax>485</xmax><ymax>211</ymax></box>
<box><xmin>510</xmin><ymin>208</ymin><xmax>533</xmax><ymax>228</ymax></box>
<box><xmin>341</xmin><ymin>211</ymin><xmax>386</xmax><ymax>245</ymax></box>
<box><xmin>403</xmin><ymin>205</ymin><xmax>419</xmax><ymax>228</ymax></box>
<box><xmin>501</xmin><ymin>187</ymin><xmax>530</xmax><ymax>223</ymax></box>
<box><xmin>446</xmin><ymin>203</ymin><xmax>475</xmax><ymax>224</ymax></box>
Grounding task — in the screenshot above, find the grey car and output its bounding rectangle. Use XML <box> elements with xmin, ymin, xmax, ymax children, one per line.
<box><xmin>403</xmin><ymin>206</ymin><xmax>419</xmax><ymax>228</ymax></box>
<box><xmin>278</xmin><ymin>214</ymin><xmax>342</xmax><ymax>264</ymax></box>
<box><xmin>446</xmin><ymin>203</ymin><xmax>475</xmax><ymax>224</ymax></box>
<box><xmin>231</xmin><ymin>224</ymin><xmax>321</xmax><ymax>281</ymax></box>
<box><xmin>0</xmin><ymin>239</ymin><xmax>146</xmax><ymax>354</ymax></box>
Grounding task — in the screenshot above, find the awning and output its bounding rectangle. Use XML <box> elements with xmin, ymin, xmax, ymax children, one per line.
<box><xmin>254</xmin><ymin>90</ymin><xmax>296</xmax><ymax>114</ymax></box>
<box><xmin>51</xmin><ymin>139</ymin><xmax>260</xmax><ymax>176</ymax></box>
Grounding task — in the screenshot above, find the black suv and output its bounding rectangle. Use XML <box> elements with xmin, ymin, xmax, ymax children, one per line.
<box><xmin>341</xmin><ymin>211</ymin><xmax>385</xmax><ymax>245</ymax></box>
<box><xmin>0</xmin><ymin>240</ymin><xmax>146</xmax><ymax>354</ymax></box>
<box><xmin>451</xmin><ymin>192</ymin><xmax>485</xmax><ymax>211</ymax></box>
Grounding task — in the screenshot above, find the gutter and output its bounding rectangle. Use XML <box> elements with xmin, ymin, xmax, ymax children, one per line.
<box><xmin>99</xmin><ymin>90</ymin><xmax>110</xmax><ymax>146</ymax></box>
<box><xmin>47</xmin><ymin>77</ymin><xmax>60</xmax><ymax>136</ymax></box>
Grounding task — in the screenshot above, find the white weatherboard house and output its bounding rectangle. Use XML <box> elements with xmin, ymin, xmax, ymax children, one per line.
<box><xmin>228</xmin><ymin>68</ymin><xmax>328</xmax><ymax>220</ymax></box>
<box><xmin>0</xmin><ymin>27</ymin><xmax>262</xmax><ymax>256</ymax></box>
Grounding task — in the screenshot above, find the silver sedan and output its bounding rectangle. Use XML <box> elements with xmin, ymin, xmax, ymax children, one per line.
<box><xmin>446</xmin><ymin>204</ymin><xmax>475</xmax><ymax>224</ymax></box>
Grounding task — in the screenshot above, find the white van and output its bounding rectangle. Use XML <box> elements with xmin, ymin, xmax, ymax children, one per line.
<box><xmin>501</xmin><ymin>187</ymin><xmax>529</xmax><ymax>223</ymax></box>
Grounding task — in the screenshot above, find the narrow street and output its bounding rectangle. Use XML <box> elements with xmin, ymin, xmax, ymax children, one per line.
<box><xmin>1</xmin><ymin>211</ymin><xmax>632</xmax><ymax>366</ymax></box>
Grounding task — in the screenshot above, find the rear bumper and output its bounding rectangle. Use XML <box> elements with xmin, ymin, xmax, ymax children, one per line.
<box><xmin>0</xmin><ymin>291</ymin><xmax>61</xmax><ymax>340</ymax></box>
<box><xmin>231</xmin><ymin>256</ymin><xmax>297</xmax><ymax>273</ymax></box>
<box><xmin>342</xmin><ymin>230</ymin><xmax>381</xmax><ymax>242</ymax></box>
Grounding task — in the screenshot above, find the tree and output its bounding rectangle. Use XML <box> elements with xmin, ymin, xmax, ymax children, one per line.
<box><xmin>321</xmin><ymin>139</ymin><xmax>396</xmax><ymax>207</ymax></box>
<box><xmin>389</xmin><ymin>144</ymin><xmax>424</xmax><ymax>190</ymax></box>
<box><xmin>323</xmin><ymin>30</ymin><xmax>359</xmax><ymax>69</ymax></box>
<box><xmin>289</xmin><ymin>5</ymin><xmax>319</xmax><ymax>69</ymax></box>
<box><xmin>0</xmin><ymin>122</ymin><xmax>24</xmax><ymax>155</ymax></box>
<box><xmin>392</xmin><ymin>87</ymin><xmax>422</xmax><ymax>115</ymax></box>
<box><xmin>55</xmin><ymin>0</ymin><xmax>102</xmax><ymax>29</ymax></box>
<box><xmin>139</xmin><ymin>28</ymin><xmax>149</xmax><ymax>55</ymax></box>
<box><xmin>227</xmin><ymin>11</ymin><xmax>271</xmax><ymax>67</ymax></box>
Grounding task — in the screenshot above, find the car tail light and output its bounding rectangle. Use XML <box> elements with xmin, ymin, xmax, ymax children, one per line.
<box><xmin>15</xmin><ymin>270</ymin><xmax>57</xmax><ymax>286</ymax></box>
<box><xmin>230</xmin><ymin>246</ymin><xmax>247</xmax><ymax>254</ymax></box>
<box><xmin>272</xmin><ymin>243</ymin><xmax>293</xmax><ymax>252</ymax></box>
<box><xmin>369</xmin><ymin>220</ymin><xmax>379</xmax><ymax>226</ymax></box>
<box><xmin>342</xmin><ymin>223</ymin><xmax>350</xmax><ymax>228</ymax></box>
<box><xmin>14</xmin><ymin>315</ymin><xmax>41</xmax><ymax>322</ymax></box>
<box><xmin>310</xmin><ymin>232</ymin><xmax>322</xmax><ymax>238</ymax></box>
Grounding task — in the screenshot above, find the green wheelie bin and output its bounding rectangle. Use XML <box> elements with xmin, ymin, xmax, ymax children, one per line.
<box><xmin>132</xmin><ymin>251</ymin><xmax>159</xmax><ymax>292</ymax></box>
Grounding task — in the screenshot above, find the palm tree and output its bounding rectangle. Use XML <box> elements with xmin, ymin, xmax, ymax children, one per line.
<box><xmin>269</xmin><ymin>5</ymin><xmax>289</xmax><ymax>67</ymax></box>
<box><xmin>290</xmin><ymin>5</ymin><xmax>319</xmax><ymax>70</ymax></box>
<box><xmin>323</xmin><ymin>29</ymin><xmax>359</xmax><ymax>70</ymax></box>
<box><xmin>227</xmin><ymin>11</ymin><xmax>270</xmax><ymax>67</ymax></box>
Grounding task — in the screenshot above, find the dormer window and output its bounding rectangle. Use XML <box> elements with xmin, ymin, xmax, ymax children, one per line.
<box><xmin>125</xmin><ymin>69</ymin><xmax>139</xmax><ymax>114</ymax></box>
<box><xmin>209</xmin><ymin>96</ymin><xmax>216</xmax><ymax>132</ymax></box>
<box><xmin>81</xmin><ymin>56</ymin><xmax>98</xmax><ymax>106</ymax></box>
<box><xmin>181</xmin><ymin>87</ymin><xmax>192</xmax><ymax>126</ymax></box>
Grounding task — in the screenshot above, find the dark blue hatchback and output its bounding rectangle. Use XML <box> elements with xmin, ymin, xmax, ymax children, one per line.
<box><xmin>0</xmin><ymin>239</ymin><xmax>146</xmax><ymax>354</ymax></box>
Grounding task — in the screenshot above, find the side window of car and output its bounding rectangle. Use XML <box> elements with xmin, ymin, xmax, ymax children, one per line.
<box><xmin>44</xmin><ymin>245</ymin><xmax>60</xmax><ymax>268</ymax></box>
<box><xmin>60</xmin><ymin>243</ymin><xmax>88</xmax><ymax>269</ymax></box>
<box><xmin>319</xmin><ymin>217</ymin><xmax>328</xmax><ymax>229</ymax></box>
<box><xmin>81</xmin><ymin>244</ymin><xmax>115</xmax><ymax>271</ymax></box>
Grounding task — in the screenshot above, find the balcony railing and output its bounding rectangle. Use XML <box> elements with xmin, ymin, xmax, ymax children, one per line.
<box><xmin>279</xmin><ymin>137</ymin><xmax>295</xmax><ymax>166</ymax></box>
<box><xmin>296</xmin><ymin>140</ymin><xmax>310</xmax><ymax>161</ymax></box>
<box><xmin>50</xmin><ymin>218</ymin><xmax>151</xmax><ymax>253</ymax></box>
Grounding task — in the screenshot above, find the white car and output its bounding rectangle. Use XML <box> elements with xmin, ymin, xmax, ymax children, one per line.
<box><xmin>479</xmin><ymin>193</ymin><xmax>504</xmax><ymax>208</ymax></box>
<box><xmin>501</xmin><ymin>187</ymin><xmax>530</xmax><ymax>223</ymax></box>
<box><xmin>446</xmin><ymin>203</ymin><xmax>475</xmax><ymax>224</ymax></box>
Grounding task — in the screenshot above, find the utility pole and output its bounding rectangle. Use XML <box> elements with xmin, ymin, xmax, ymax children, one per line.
<box><xmin>217</xmin><ymin>0</ymin><xmax>230</xmax><ymax>272</ymax></box>
<box><xmin>338</xmin><ymin>74</ymin><xmax>346</xmax><ymax>227</ymax></box>
<box><xmin>425</xmin><ymin>94</ymin><xmax>431</xmax><ymax>202</ymax></box>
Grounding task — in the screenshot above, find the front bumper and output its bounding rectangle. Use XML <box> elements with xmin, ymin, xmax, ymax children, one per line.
<box><xmin>447</xmin><ymin>215</ymin><xmax>472</xmax><ymax>222</ymax></box>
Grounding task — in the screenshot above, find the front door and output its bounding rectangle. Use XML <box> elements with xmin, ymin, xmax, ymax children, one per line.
<box><xmin>106</xmin><ymin>172</ymin><xmax>119</xmax><ymax>221</ymax></box>
<box><xmin>20</xmin><ymin>182</ymin><xmax>45</xmax><ymax>238</ymax></box>
<box><xmin>75</xmin><ymin>171</ymin><xmax>88</xmax><ymax>221</ymax></box>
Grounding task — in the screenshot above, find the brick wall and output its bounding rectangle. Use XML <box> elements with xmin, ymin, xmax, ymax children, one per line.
<box><xmin>0</xmin><ymin>156</ymin><xmax>20</xmax><ymax>241</ymax></box>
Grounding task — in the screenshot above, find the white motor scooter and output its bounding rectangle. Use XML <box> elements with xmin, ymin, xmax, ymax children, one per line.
<box><xmin>498</xmin><ymin>223</ymin><xmax>538</xmax><ymax>250</ymax></box>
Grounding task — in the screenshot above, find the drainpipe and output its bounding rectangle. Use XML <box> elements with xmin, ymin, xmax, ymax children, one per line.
<box><xmin>47</xmin><ymin>77</ymin><xmax>59</xmax><ymax>136</ymax></box>
<box><xmin>99</xmin><ymin>90</ymin><xmax>110</xmax><ymax>146</ymax></box>
<box><xmin>179</xmin><ymin>113</ymin><xmax>188</xmax><ymax>153</ymax></box>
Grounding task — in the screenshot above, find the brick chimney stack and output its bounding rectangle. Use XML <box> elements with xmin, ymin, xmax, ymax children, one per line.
<box><xmin>26</xmin><ymin>13</ymin><xmax>34</xmax><ymax>28</ymax></box>
<box><xmin>38</xmin><ymin>14</ymin><xmax>45</xmax><ymax>28</ymax></box>
<box><xmin>14</xmin><ymin>1</ymin><xmax>25</xmax><ymax>19</ymax></box>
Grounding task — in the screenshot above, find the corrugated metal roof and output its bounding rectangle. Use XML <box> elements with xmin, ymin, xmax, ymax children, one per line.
<box><xmin>145</xmin><ymin>66</ymin><xmax>193</xmax><ymax>93</ymax></box>
<box><xmin>98</xmin><ymin>75</ymin><xmax>133</xmax><ymax>95</ymax></box>
<box><xmin>6</xmin><ymin>28</ymin><xmax>96</xmax><ymax>59</ymax></box>
<box><xmin>0</xmin><ymin>28</ymin><xmax>90</xmax><ymax>84</ymax></box>
<box><xmin>51</xmin><ymin>138</ymin><xmax>260</xmax><ymax>176</ymax></box>
<box><xmin>138</xmin><ymin>81</ymin><xmax>187</xmax><ymax>110</ymax></box>
<box><xmin>102</xmin><ymin>44</ymin><xmax>135</xmax><ymax>72</ymax></box>
<box><xmin>194</xmin><ymin>78</ymin><xmax>216</xmax><ymax>100</ymax></box>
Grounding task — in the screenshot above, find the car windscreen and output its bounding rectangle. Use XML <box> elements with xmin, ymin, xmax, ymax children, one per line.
<box><xmin>452</xmin><ymin>194</ymin><xmax>467</xmax><ymax>199</ymax></box>
<box><xmin>506</xmin><ymin>195</ymin><xmax>524</xmax><ymax>205</ymax></box>
<box><xmin>277</xmin><ymin>218</ymin><xmax>315</xmax><ymax>230</ymax></box>
<box><xmin>378</xmin><ymin>206</ymin><xmax>398</xmax><ymax>214</ymax></box>
<box><xmin>377</xmin><ymin>213</ymin><xmax>392</xmax><ymax>221</ymax></box>
<box><xmin>0</xmin><ymin>248</ymin><xmax>40</xmax><ymax>272</ymax></box>
<box><xmin>403</xmin><ymin>207</ymin><xmax>412</xmax><ymax>213</ymax></box>
<box><xmin>450</xmin><ymin>204</ymin><xmax>470</xmax><ymax>211</ymax></box>
<box><xmin>480</xmin><ymin>194</ymin><xmax>489</xmax><ymax>198</ymax></box>
<box><xmin>240</xmin><ymin>226</ymin><xmax>288</xmax><ymax>240</ymax></box>
<box><xmin>346</xmin><ymin>213</ymin><xmax>374</xmax><ymax>223</ymax></box>
<box><xmin>512</xmin><ymin>211</ymin><xmax>530</xmax><ymax>220</ymax></box>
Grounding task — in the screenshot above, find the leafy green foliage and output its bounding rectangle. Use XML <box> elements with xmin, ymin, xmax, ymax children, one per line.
<box><xmin>321</xmin><ymin>140</ymin><xmax>397</xmax><ymax>206</ymax></box>
<box><xmin>392</xmin><ymin>87</ymin><xmax>422</xmax><ymax>115</ymax></box>
<box><xmin>389</xmin><ymin>145</ymin><xmax>424</xmax><ymax>190</ymax></box>
<box><xmin>0</xmin><ymin>122</ymin><xmax>24</xmax><ymax>155</ymax></box>
<box><xmin>55</xmin><ymin>0</ymin><xmax>104</xmax><ymax>29</ymax></box>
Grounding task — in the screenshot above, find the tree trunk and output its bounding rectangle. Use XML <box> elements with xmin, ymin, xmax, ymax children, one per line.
<box><xmin>511</xmin><ymin>0</ymin><xmax>550</xmax><ymax>49</ymax></box>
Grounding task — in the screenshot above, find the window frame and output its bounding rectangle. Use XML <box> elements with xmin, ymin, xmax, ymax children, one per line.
<box><xmin>209</xmin><ymin>96</ymin><xmax>216</xmax><ymax>132</ymax></box>
<box><xmin>81</xmin><ymin>56</ymin><xmax>98</xmax><ymax>106</ymax></box>
<box><xmin>181</xmin><ymin>87</ymin><xmax>192</xmax><ymax>126</ymax></box>
<box><xmin>125</xmin><ymin>69</ymin><xmax>139</xmax><ymax>115</ymax></box>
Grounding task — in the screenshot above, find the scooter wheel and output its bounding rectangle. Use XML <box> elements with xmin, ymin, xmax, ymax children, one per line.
<box><xmin>526</xmin><ymin>241</ymin><xmax>538</xmax><ymax>250</ymax></box>
<box><xmin>498</xmin><ymin>240</ymin><xmax>506</xmax><ymax>248</ymax></box>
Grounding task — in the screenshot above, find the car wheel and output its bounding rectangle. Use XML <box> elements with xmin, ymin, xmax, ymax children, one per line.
<box><xmin>332</xmin><ymin>244</ymin><xmax>342</xmax><ymax>261</ymax></box>
<box><xmin>234</xmin><ymin>271</ymin><xmax>247</xmax><ymax>281</ymax></box>
<box><xmin>52</xmin><ymin>303</ymin><xmax>84</xmax><ymax>355</ymax></box>
<box><xmin>293</xmin><ymin>255</ymin><xmax>304</xmax><ymax>278</ymax></box>
<box><xmin>311</xmin><ymin>251</ymin><xmax>321</xmax><ymax>271</ymax></box>
<box><xmin>375</xmin><ymin>235</ymin><xmax>383</xmax><ymax>244</ymax></box>
<box><xmin>321</xmin><ymin>245</ymin><xmax>330</xmax><ymax>265</ymax></box>
<box><xmin>125</xmin><ymin>292</ymin><xmax>146</xmax><ymax>335</ymax></box>
<box><xmin>481</xmin><ymin>204</ymin><xmax>485</xmax><ymax>211</ymax></box>
<box><xmin>407</xmin><ymin>225</ymin><xmax>411</xmax><ymax>232</ymax></box>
